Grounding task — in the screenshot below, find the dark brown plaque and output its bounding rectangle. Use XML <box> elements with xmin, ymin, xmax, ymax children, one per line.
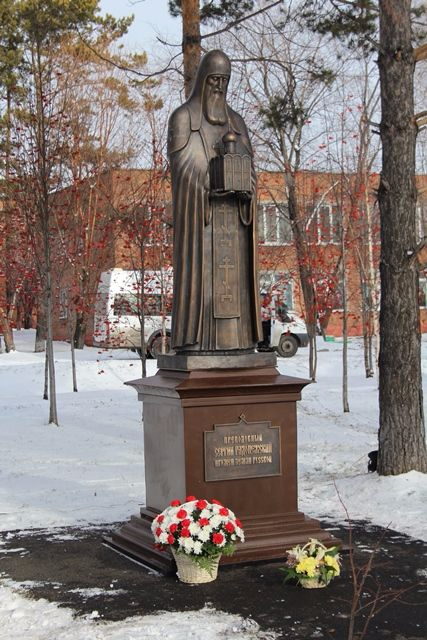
<box><xmin>204</xmin><ymin>414</ymin><xmax>281</xmax><ymax>482</ymax></box>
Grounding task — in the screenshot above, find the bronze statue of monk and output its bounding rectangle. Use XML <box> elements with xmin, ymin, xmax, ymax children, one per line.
<box><xmin>168</xmin><ymin>49</ymin><xmax>262</xmax><ymax>354</ymax></box>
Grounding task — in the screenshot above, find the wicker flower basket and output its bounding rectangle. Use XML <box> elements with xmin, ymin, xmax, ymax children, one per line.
<box><xmin>299</xmin><ymin>578</ymin><xmax>327</xmax><ymax>589</ymax></box>
<box><xmin>172</xmin><ymin>549</ymin><xmax>221</xmax><ymax>584</ymax></box>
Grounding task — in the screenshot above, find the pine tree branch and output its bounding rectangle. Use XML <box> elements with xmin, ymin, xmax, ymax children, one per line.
<box><xmin>201</xmin><ymin>0</ymin><xmax>283</xmax><ymax>41</ymax></box>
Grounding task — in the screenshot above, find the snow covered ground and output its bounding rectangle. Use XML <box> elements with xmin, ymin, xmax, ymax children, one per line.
<box><xmin>1</xmin><ymin>330</ymin><xmax>426</xmax><ymax>639</ymax></box>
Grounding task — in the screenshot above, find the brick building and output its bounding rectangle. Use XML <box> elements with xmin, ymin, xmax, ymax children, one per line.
<box><xmin>51</xmin><ymin>169</ymin><xmax>427</xmax><ymax>345</ymax></box>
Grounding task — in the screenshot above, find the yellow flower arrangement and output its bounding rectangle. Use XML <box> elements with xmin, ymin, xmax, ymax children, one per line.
<box><xmin>295</xmin><ymin>556</ymin><xmax>318</xmax><ymax>577</ymax></box>
<box><xmin>281</xmin><ymin>538</ymin><xmax>341</xmax><ymax>587</ymax></box>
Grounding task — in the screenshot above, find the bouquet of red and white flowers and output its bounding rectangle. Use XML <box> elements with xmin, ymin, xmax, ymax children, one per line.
<box><xmin>151</xmin><ymin>496</ymin><xmax>245</xmax><ymax>573</ymax></box>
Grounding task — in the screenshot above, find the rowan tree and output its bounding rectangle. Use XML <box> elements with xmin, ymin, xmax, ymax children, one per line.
<box><xmin>51</xmin><ymin>29</ymin><xmax>144</xmax><ymax>358</ymax></box>
<box><xmin>316</xmin><ymin>65</ymin><xmax>381</xmax><ymax>412</ymax></box>
<box><xmin>109</xmin><ymin>92</ymin><xmax>172</xmax><ymax>377</ymax></box>
<box><xmin>7</xmin><ymin>0</ymin><xmax>123</xmax><ymax>424</ymax></box>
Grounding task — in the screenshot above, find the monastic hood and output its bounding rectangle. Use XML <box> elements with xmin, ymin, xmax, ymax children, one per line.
<box><xmin>187</xmin><ymin>50</ymin><xmax>233</xmax><ymax>131</ymax></box>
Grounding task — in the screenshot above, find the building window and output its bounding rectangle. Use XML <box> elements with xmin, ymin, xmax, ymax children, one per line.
<box><xmin>306</xmin><ymin>204</ymin><xmax>341</xmax><ymax>244</ymax></box>
<box><xmin>258</xmin><ymin>204</ymin><xmax>292</xmax><ymax>245</ymax></box>
<box><xmin>59</xmin><ymin>288</ymin><xmax>68</xmax><ymax>320</ymax></box>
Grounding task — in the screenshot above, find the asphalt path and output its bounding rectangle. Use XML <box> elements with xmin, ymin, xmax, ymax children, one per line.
<box><xmin>1</xmin><ymin>521</ymin><xmax>426</xmax><ymax>639</ymax></box>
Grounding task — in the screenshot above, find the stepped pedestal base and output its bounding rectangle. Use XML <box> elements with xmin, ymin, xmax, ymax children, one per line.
<box><xmin>106</xmin><ymin>507</ymin><xmax>340</xmax><ymax>575</ymax></box>
<box><xmin>105</xmin><ymin>364</ymin><xmax>341</xmax><ymax>573</ymax></box>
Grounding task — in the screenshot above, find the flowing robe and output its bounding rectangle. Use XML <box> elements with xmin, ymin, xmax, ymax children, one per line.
<box><xmin>168</xmin><ymin>103</ymin><xmax>262</xmax><ymax>353</ymax></box>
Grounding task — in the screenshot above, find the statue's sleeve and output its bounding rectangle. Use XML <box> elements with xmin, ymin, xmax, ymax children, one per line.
<box><xmin>167</xmin><ymin>106</ymin><xmax>191</xmax><ymax>156</ymax></box>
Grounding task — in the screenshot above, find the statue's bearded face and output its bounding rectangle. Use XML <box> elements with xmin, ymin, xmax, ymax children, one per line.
<box><xmin>203</xmin><ymin>74</ymin><xmax>229</xmax><ymax>125</ymax></box>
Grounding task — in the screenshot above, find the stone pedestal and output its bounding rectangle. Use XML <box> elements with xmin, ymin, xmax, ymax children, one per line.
<box><xmin>105</xmin><ymin>356</ymin><xmax>340</xmax><ymax>573</ymax></box>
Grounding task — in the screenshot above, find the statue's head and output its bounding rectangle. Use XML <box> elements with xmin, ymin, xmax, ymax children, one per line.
<box><xmin>189</xmin><ymin>50</ymin><xmax>231</xmax><ymax>126</ymax></box>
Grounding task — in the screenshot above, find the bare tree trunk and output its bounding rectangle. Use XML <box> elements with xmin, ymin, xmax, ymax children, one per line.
<box><xmin>139</xmin><ymin>255</ymin><xmax>147</xmax><ymax>378</ymax></box>
<box><xmin>361</xmin><ymin>296</ymin><xmax>372</xmax><ymax>377</ymax></box>
<box><xmin>45</xmin><ymin>263</ymin><xmax>59</xmax><ymax>424</ymax></box>
<box><xmin>182</xmin><ymin>0</ymin><xmax>201</xmax><ymax>98</ymax></box>
<box><xmin>73</xmin><ymin>312</ymin><xmax>86</xmax><ymax>349</ymax></box>
<box><xmin>377</xmin><ymin>0</ymin><xmax>427</xmax><ymax>474</ymax></box>
<box><xmin>43</xmin><ymin>349</ymin><xmax>48</xmax><ymax>400</ymax></box>
<box><xmin>364</xmin><ymin>195</ymin><xmax>379</xmax><ymax>378</ymax></box>
<box><xmin>34</xmin><ymin>42</ymin><xmax>58</xmax><ymax>426</ymax></box>
<box><xmin>363</xmin><ymin>328</ymin><xmax>375</xmax><ymax>378</ymax></box>
<box><xmin>70</xmin><ymin>317</ymin><xmax>78</xmax><ymax>392</ymax></box>
<box><xmin>35</xmin><ymin>301</ymin><xmax>46</xmax><ymax>352</ymax></box>
<box><xmin>0</xmin><ymin>313</ymin><xmax>15</xmax><ymax>352</ymax></box>
<box><xmin>342</xmin><ymin>246</ymin><xmax>349</xmax><ymax>413</ymax></box>
<box><xmin>0</xmin><ymin>89</ymin><xmax>16</xmax><ymax>354</ymax></box>
<box><xmin>288</xmin><ymin>181</ymin><xmax>318</xmax><ymax>380</ymax></box>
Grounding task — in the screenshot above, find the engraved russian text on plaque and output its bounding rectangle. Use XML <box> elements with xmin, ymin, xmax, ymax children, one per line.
<box><xmin>204</xmin><ymin>415</ymin><xmax>281</xmax><ymax>482</ymax></box>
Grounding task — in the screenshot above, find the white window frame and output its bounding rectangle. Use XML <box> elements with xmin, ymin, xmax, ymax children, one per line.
<box><xmin>258</xmin><ymin>203</ymin><xmax>292</xmax><ymax>245</ymax></box>
<box><xmin>305</xmin><ymin>202</ymin><xmax>341</xmax><ymax>245</ymax></box>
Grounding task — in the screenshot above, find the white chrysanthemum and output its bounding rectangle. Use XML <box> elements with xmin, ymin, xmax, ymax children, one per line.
<box><xmin>199</xmin><ymin>508</ymin><xmax>211</xmax><ymax>520</ymax></box>
<box><xmin>209</xmin><ymin>515</ymin><xmax>222</xmax><ymax>528</ymax></box>
<box><xmin>197</xmin><ymin>528</ymin><xmax>211</xmax><ymax>543</ymax></box>
<box><xmin>178</xmin><ymin>535</ymin><xmax>187</xmax><ymax>548</ymax></box>
<box><xmin>182</xmin><ymin>537</ymin><xmax>196</xmax><ymax>554</ymax></box>
<box><xmin>189</xmin><ymin>521</ymin><xmax>201</xmax><ymax>536</ymax></box>
<box><xmin>192</xmin><ymin>540</ymin><xmax>203</xmax><ymax>555</ymax></box>
<box><xmin>183</xmin><ymin>500</ymin><xmax>198</xmax><ymax>511</ymax></box>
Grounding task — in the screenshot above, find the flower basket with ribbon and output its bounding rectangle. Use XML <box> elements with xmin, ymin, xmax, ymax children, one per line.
<box><xmin>151</xmin><ymin>496</ymin><xmax>244</xmax><ymax>584</ymax></box>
